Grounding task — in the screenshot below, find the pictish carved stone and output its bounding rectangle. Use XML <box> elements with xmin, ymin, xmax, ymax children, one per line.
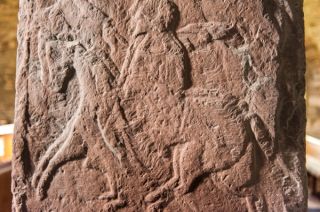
<box><xmin>12</xmin><ymin>0</ymin><xmax>307</xmax><ymax>211</ymax></box>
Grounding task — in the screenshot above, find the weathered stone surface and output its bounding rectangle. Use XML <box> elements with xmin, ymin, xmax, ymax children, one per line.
<box><xmin>12</xmin><ymin>0</ymin><xmax>307</xmax><ymax>211</ymax></box>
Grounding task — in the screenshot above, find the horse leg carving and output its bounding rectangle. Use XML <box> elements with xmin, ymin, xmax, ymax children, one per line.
<box><xmin>99</xmin><ymin>172</ymin><xmax>119</xmax><ymax>201</ymax></box>
<box><xmin>99</xmin><ymin>154</ymin><xmax>127</xmax><ymax>210</ymax></box>
<box><xmin>144</xmin><ymin>144</ymin><xmax>182</xmax><ymax>203</ymax></box>
<box><xmin>35</xmin><ymin>131</ymin><xmax>87</xmax><ymax>199</ymax></box>
<box><xmin>175</xmin><ymin>140</ymin><xmax>204</xmax><ymax>196</ymax></box>
<box><xmin>32</xmin><ymin>121</ymin><xmax>76</xmax><ymax>188</ymax></box>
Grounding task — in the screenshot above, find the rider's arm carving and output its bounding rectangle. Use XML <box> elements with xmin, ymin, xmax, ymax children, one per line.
<box><xmin>250</xmin><ymin>114</ymin><xmax>275</xmax><ymax>160</ymax></box>
<box><xmin>177</xmin><ymin>22</ymin><xmax>236</xmax><ymax>49</ymax></box>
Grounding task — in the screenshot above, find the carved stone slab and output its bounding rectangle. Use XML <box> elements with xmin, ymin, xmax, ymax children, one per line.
<box><xmin>12</xmin><ymin>0</ymin><xmax>307</xmax><ymax>211</ymax></box>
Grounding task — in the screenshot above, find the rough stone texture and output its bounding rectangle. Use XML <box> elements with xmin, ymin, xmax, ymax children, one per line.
<box><xmin>12</xmin><ymin>0</ymin><xmax>307</xmax><ymax>211</ymax></box>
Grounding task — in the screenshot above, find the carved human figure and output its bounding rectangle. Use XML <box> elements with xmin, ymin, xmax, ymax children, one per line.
<box><xmin>32</xmin><ymin>1</ymin><xmax>276</xmax><ymax>211</ymax></box>
<box><xmin>114</xmin><ymin>0</ymin><xmax>190</xmax><ymax>171</ymax></box>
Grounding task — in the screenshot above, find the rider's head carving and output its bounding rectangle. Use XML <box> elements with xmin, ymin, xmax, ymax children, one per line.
<box><xmin>130</xmin><ymin>0</ymin><xmax>179</xmax><ymax>37</ymax></box>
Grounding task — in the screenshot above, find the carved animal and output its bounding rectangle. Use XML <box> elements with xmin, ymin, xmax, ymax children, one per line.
<box><xmin>30</xmin><ymin>1</ymin><xmax>134</xmax><ymax>209</ymax></box>
<box><xmin>13</xmin><ymin>0</ymin><xmax>306</xmax><ymax>211</ymax></box>
<box><xmin>32</xmin><ymin>44</ymin><xmax>129</xmax><ymax>208</ymax></box>
<box><xmin>33</xmin><ymin>0</ymin><xmax>274</xmax><ymax>211</ymax></box>
<box><xmin>139</xmin><ymin>12</ymin><xmax>276</xmax><ymax>210</ymax></box>
<box><xmin>113</xmin><ymin>1</ymin><xmax>269</xmax><ymax>210</ymax></box>
<box><xmin>144</xmin><ymin>93</ymin><xmax>275</xmax><ymax>211</ymax></box>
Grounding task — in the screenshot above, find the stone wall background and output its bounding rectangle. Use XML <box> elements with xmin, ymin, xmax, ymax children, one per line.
<box><xmin>0</xmin><ymin>0</ymin><xmax>18</xmax><ymax>124</ymax></box>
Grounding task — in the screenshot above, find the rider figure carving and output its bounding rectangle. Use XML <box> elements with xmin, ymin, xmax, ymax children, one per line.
<box><xmin>118</xmin><ymin>0</ymin><xmax>189</xmax><ymax>169</ymax></box>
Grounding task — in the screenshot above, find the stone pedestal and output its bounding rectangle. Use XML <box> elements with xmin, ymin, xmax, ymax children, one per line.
<box><xmin>12</xmin><ymin>0</ymin><xmax>307</xmax><ymax>211</ymax></box>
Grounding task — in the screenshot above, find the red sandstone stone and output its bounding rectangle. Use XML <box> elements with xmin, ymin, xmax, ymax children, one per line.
<box><xmin>12</xmin><ymin>0</ymin><xmax>307</xmax><ymax>211</ymax></box>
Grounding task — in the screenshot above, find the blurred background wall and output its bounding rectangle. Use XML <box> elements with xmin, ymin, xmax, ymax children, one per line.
<box><xmin>305</xmin><ymin>0</ymin><xmax>320</xmax><ymax>137</ymax></box>
<box><xmin>0</xmin><ymin>0</ymin><xmax>18</xmax><ymax>125</ymax></box>
<box><xmin>0</xmin><ymin>1</ymin><xmax>17</xmax><ymax>211</ymax></box>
